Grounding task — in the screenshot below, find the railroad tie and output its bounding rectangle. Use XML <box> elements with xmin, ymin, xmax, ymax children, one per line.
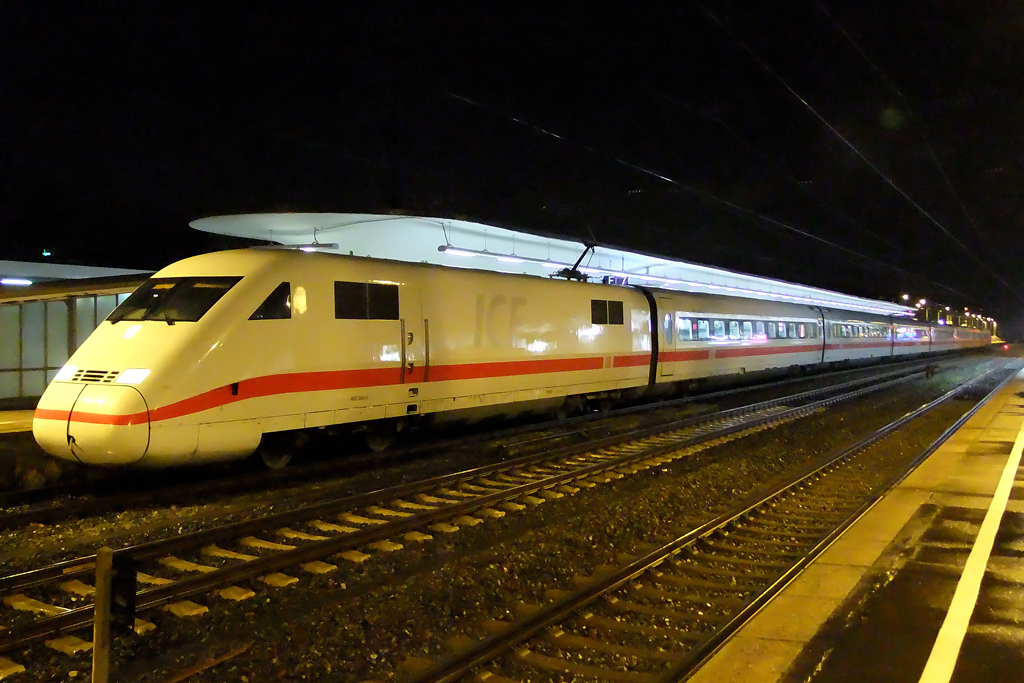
<box><xmin>219</xmin><ymin>586</ymin><xmax>256</xmax><ymax>601</ymax></box>
<box><xmin>0</xmin><ymin>657</ymin><xmax>26</xmax><ymax>680</ymax></box>
<box><xmin>365</xmin><ymin>505</ymin><xmax>413</xmax><ymax>518</ymax></box>
<box><xmin>437</xmin><ymin>488</ymin><xmax>477</xmax><ymax>498</ymax></box>
<box><xmin>4</xmin><ymin>595</ymin><xmax>69</xmax><ymax>616</ymax></box>
<box><xmin>301</xmin><ymin>561</ymin><xmax>337</xmax><ymax>574</ymax></box>
<box><xmin>44</xmin><ymin>635</ymin><xmax>92</xmax><ymax>655</ymax></box>
<box><xmin>163</xmin><ymin>601</ymin><xmax>208</xmax><ymax>617</ymax></box>
<box><xmin>135</xmin><ymin>571</ymin><xmax>173</xmax><ymax>585</ymax></box>
<box><xmin>159</xmin><ymin>557</ymin><xmax>218</xmax><ymax>573</ymax></box>
<box><xmin>202</xmin><ymin>545</ymin><xmax>259</xmax><ymax>561</ymax></box>
<box><xmin>59</xmin><ymin>579</ymin><xmax>95</xmax><ymax>597</ymax></box>
<box><xmin>240</xmin><ymin>537</ymin><xmax>296</xmax><ymax>551</ymax></box>
<box><xmin>276</xmin><ymin>527</ymin><xmax>329</xmax><ymax>541</ymax></box>
<box><xmin>261</xmin><ymin>573</ymin><xmax>299</xmax><ymax>587</ymax></box>
<box><xmin>337</xmin><ymin>550</ymin><xmax>371</xmax><ymax>563</ymax></box>
<box><xmin>341</xmin><ymin>513</ymin><xmax>388</xmax><ymax>525</ymax></box>
<box><xmin>309</xmin><ymin>519</ymin><xmax>359</xmax><ymax>533</ymax></box>
<box><xmin>394</xmin><ymin>499</ymin><xmax>436</xmax><ymax>510</ymax></box>
<box><xmin>415</xmin><ymin>493</ymin><xmax>460</xmax><ymax>505</ymax></box>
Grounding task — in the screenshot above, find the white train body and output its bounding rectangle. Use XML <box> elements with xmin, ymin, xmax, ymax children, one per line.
<box><xmin>33</xmin><ymin>249</ymin><xmax>992</xmax><ymax>467</ymax></box>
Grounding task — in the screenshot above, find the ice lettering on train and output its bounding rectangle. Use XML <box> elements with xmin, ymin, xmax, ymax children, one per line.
<box><xmin>475</xmin><ymin>294</ymin><xmax>528</xmax><ymax>348</ymax></box>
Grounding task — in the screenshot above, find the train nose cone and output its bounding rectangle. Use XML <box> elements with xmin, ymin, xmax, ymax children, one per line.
<box><xmin>34</xmin><ymin>383</ymin><xmax>150</xmax><ymax>465</ymax></box>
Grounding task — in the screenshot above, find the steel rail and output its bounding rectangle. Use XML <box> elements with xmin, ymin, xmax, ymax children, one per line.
<box><xmin>0</xmin><ymin>362</ymin><xmax>918</xmax><ymax>595</ymax></box>
<box><xmin>400</xmin><ymin>364</ymin><xmax>1014</xmax><ymax>683</ymax></box>
<box><xmin>0</xmin><ymin>357</ymin><xmax>939</xmax><ymax>528</ymax></box>
<box><xmin>0</xmin><ymin>366</ymin><xmax>926</xmax><ymax>653</ymax></box>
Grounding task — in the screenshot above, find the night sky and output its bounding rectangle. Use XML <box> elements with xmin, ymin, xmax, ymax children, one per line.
<box><xmin>3</xmin><ymin>3</ymin><xmax>1023</xmax><ymax>335</ymax></box>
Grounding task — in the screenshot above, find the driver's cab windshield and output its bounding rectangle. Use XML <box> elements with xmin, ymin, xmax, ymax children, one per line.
<box><xmin>108</xmin><ymin>276</ymin><xmax>242</xmax><ymax>323</ymax></box>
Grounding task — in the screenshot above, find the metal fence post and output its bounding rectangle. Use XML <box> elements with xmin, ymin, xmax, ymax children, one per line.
<box><xmin>93</xmin><ymin>546</ymin><xmax>113</xmax><ymax>683</ymax></box>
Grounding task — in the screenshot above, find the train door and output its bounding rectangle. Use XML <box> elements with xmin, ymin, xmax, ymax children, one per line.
<box><xmin>399</xmin><ymin>287</ymin><xmax>425</xmax><ymax>386</ymax></box>
<box><xmin>657</xmin><ymin>295</ymin><xmax>675</xmax><ymax>377</ymax></box>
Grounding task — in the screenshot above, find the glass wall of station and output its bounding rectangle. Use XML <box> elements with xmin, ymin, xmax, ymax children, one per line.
<box><xmin>0</xmin><ymin>293</ymin><xmax>130</xmax><ymax>400</ymax></box>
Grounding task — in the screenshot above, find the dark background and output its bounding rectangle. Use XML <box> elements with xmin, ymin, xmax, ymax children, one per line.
<box><xmin>3</xmin><ymin>3</ymin><xmax>1022</xmax><ymax>336</ymax></box>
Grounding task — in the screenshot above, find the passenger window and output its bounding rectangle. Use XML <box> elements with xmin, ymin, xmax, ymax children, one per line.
<box><xmin>755</xmin><ymin>321</ymin><xmax>765</xmax><ymax>338</ymax></box>
<box><xmin>335</xmin><ymin>282</ymin><xmax>400</xmax><ymax>320</ymax></box>
<box><xmin>742</xmin><ymin>321</ymin><xmax>753</xmax><ymax>340</ymax></box>
<box><xmin>798</xmin><ymin>323</ymin><xmax>806</xmax><ymax>338</ymax></box>
<box><xmin>249</xmin><ymin>282</ymin><xmax>291</xmax><ymax>320</ymax></box>
<box><xmin>713</xmin><ymin>320</ymin><xmax>726</xmax><ymax>340</ymax></box>
<box><xmin>767</xmin><ymin>322</ymin><xmax>777</xmax><ymax>339</ymax></box>
<box><xmin>698</xmin><ymin>319</ymin><xmax>710</xmax><ymax>340</ymax></box>
<box><xmin>663</xmin><ymin>313</ymin><xmax>673</xmax><ymax>342</ymax></box>
<box><xmin>727</xmin><ymin>321</ymin><xmax>739</xmax><ymax>340</ymax></box>
<box><xmin>608</xmin><ymin>301</ymin><xmax>624</xmax><ymax>325</ymax></box>
<box><xmin>788</xmin><ymin>322</ymin><xmax>797</xmax><ymax>338</ymax></box>
<box><xmin>591</xmin><ymin>300</ymin><xmax>608</xmax><ymax>325</ymax></box>
<box><xmin>777</xmin><ymin>322</ymin><xmax>787</xmax><ymax>339</ymax></box>
<box><xmin>677</xmin><ymin>316</ymin><xmax>692</xmax><ymax>342</ymax></box>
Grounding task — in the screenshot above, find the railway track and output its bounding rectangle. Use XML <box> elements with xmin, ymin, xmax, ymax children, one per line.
<box><xmin>395</xmin><ymin>363</ymin><xmax>1018</xmax><ymax>683</ymax></box>
<box><xmin>0</xmin><ymin>357</ymin><xmax>944</xmax><ymax>532</ymax></box>
<box><xmin>0</xmin><ymin>359</ymin><xmax>946</xmax><ymax>664</ymax></box>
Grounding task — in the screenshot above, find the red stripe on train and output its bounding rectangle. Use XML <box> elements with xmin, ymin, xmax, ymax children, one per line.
<box><xmin>713</xmin><ymin>345</ymin><xmax>816</xmax><ymax>359</ymax></box>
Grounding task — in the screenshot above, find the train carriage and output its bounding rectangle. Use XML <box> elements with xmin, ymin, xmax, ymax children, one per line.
<box><xmin>32</xmin><ymin>247</ymin><xmax>993</xmax><ymax>468</ymax></box>
<box><xmin>821</xmin><ymin>309</ymin><xmax>894</xmax><ymax>363</ymax></box>
<box><xmin>650</xmin><ymin>293</ymin><xmax>823</xmax><ymax>381</ymax></box>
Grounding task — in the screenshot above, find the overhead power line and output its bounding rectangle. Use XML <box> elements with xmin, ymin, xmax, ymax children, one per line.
<box><xmin>448</xmin><ymin>91</ymin><xmax>972</xmax><ymax>295</ymax></box>
<box><xmin>814</xmin><ymin>1</ymin><xmax>995</xmax><ymax>251</ymax></box>
<box><xmin>697</xmin><ymin>3</ymin><xmax>1015</xmax><ymax>293</ymax></box>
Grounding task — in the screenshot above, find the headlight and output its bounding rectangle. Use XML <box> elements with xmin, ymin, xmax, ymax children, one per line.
<box><xmin>116</xmin><ymin>368</ymin><xmax>151</xmax><ymax>385</ymax></box>
<box><xmin>54</xmin><ymin>365</ymin><xmax>78</xmax><ymax>381</ymax></box>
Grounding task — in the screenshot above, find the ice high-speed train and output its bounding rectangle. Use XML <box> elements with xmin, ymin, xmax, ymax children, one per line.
<box><xmin>33</xmin><ymin>248</ymin><xmax>991</xmax><ymax>468</ymax></box>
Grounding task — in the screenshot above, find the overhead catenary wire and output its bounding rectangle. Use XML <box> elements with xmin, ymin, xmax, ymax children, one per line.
<box><xmin>697</xmin><ymin>2</ymin><xmax>1015</xmax><ymax>293</ymax></box>
<box><xmin>444</xmin><ymin>12</ymin><xmax>978</xmax><ymax>301</ymax></box>
<box><xmin>448</xmin><ymin>91</ymin><xmax>971</xmax><ymax>299</ymax></box>
<box><xmin>814</xmin><ymin>1</ymin><xmax>996</xmax><ymax>251</ymax></box>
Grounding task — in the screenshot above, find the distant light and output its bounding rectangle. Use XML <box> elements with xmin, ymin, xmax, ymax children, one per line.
<box><xmin>0</xmin><ymin>278</ymin><xmax>32</xmax><ymax>286</ymax></box>
<box><xmin>919</xmin><ymin>298</ymin><xmax>927</xmax><ymax>305</ymax></box>
<box><xmin>901</xmin><ymin>294</ymin><xmax>909</xmax><ymax>301</ymax></box>
<box><xmin>945</xmin><ymin>306</ymin><xmax>950</xmax><ymax>311</ymax></box>
<box><xmin>41</xmin><ymin>249</ymin><xmax>52</xmax><ymax>257</ymax></box>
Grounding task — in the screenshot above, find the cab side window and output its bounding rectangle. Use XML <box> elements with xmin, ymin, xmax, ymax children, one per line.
<box><xmin>591</xmin><ymin>300</ymin><xmax>624</xmax><ymax>325</ymax></box>
<box><xmin>335</xmin><ymin>282</ymin><xmax>399</xmax><ymax>320</ymax></box>
<box><xmin>249</xmin><ymin>282</ymin><xmax>291</xmax><ymax>320</ymax></box>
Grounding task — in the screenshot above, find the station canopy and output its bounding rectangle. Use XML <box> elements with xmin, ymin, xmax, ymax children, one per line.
<box><xmin>191</xmin><ymin>213</ymin><xmax>916</xmax><ymax>317</ymax></box>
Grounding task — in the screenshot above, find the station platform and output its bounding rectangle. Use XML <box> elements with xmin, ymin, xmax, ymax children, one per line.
<box><xmin>0</xmin><ymin>411</ymin><xmax>33</xmax><ymax>434</ymax></box>
<box><xmin>690</xmin><ymin>361</ymin><xmax>1024</xmax><ymax>683</ymax></box>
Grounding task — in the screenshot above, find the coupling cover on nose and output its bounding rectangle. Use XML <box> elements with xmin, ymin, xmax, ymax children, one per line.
<box><xmin>66</xmin><ymin>384</ymin><xmax>151</xmax><ymax>465</ymax></box>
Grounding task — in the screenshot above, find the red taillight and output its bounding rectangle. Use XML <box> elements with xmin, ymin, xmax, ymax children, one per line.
<box><xmin>1004</xmin><ymin>344</ymin><xmax>1010</xmax><ymax>350</ymax></box>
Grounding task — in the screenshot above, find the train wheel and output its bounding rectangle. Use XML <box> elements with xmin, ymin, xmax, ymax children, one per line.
<box><xmin>365</xmin><ymin>422</ymin><xmax>398</xmax><ymax>452</ymax></box>
<box><xmin>257</xmin><ymin>433</ymin><xmax>296</xmax><ymax>469</ymax></box>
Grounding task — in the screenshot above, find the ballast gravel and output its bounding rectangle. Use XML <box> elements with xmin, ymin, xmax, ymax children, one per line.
<box><xmin>9</xmin><ymin>361</ymin><xmax>998</xmax><ymax>682</ymax></box>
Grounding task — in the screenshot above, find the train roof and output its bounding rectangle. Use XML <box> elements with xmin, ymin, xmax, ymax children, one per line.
<box><xmin>191</xmin><ymin>213</ymin><xmax>917</xmax><ymax>317</ymax></box>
